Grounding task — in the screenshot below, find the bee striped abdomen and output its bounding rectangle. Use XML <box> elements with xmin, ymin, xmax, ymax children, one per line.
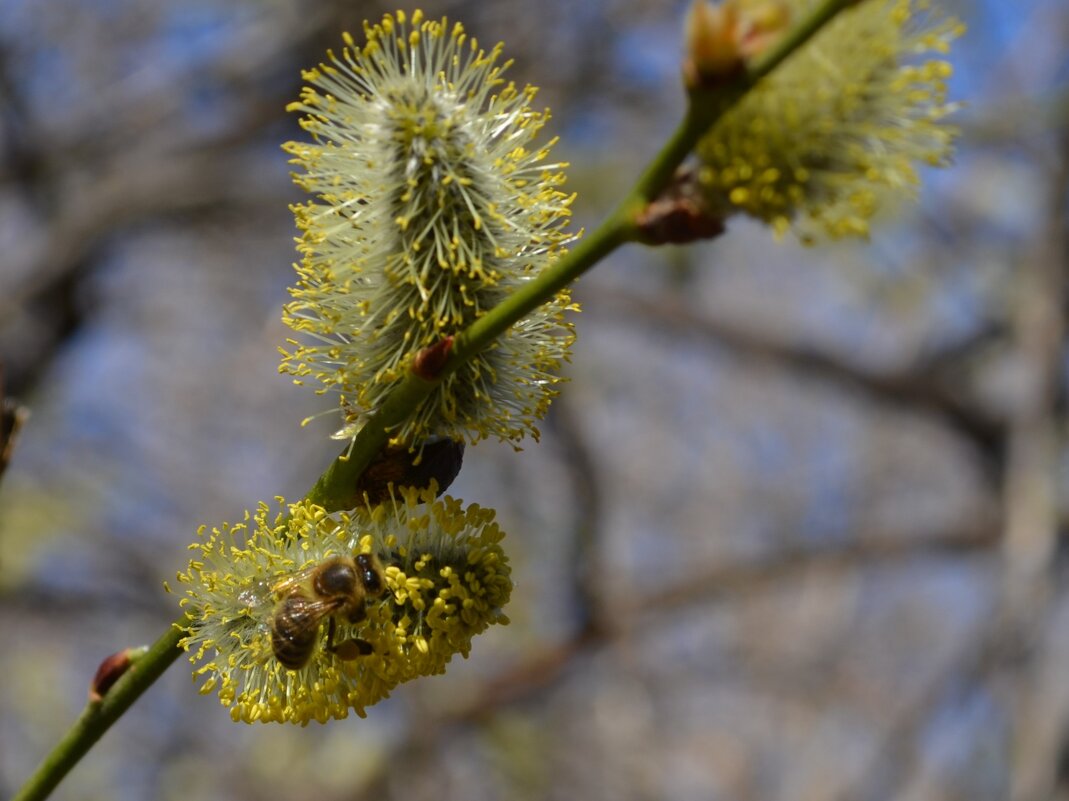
<box><xmin>270</xmin><ymin>594</ymin><xmax>324</xmax><ymax>670</ymax></box>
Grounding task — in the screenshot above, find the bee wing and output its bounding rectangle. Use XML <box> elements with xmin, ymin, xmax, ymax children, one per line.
<box><xmin>278</xmin><ymin>594</ymin><xmax>344</xmax><ymax>623</ymax></box>
<box><xmin>270</xmin><ymin>562</ymin><xmax>324</xmax><ymax>597</ymax></box>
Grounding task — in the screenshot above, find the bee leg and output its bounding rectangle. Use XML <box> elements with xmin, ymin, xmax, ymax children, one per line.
<box><xmin>330</xmin><ymin>638</ymin><xmax>374</xmax><ymax>661</ymax></box>
<box><xmin>325</xmin><ymin>616</ymin><xmax>373</xmax><ymax>661</ymax></box>
<box><xmin>325</xmin><ymin>616</ymin><xmax>338</xmax><ymax>653</ymax></box>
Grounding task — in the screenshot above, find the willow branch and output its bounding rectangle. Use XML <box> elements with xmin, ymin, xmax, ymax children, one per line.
<box><xmin>13</xmin><ymin>1</ymin><xmax>860</xmax><ymax>798</ymax></box>
<box><xmin>306</xmin><ymin>0</ymin><xmax>860</xmax><ymax>511</ymax></box>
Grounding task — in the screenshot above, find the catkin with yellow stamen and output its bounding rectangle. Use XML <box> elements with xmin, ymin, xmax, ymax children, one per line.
<box><xmin>176</xmin><ymin>485</ymin><xmax>511</xmax><ymax>724</ymax></box>
<box><xmin>281</xmin><ymin>10</ymin><xmax>577</xmax><ymax>447</ymax></box>
<box><xmin>695</xmin><ymin>0</ymin><xmax>963</xmax><ymax>241</ymax></box>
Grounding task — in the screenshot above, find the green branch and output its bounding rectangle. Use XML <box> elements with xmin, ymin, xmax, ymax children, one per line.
<box><xmin>12</xmin><ymin>1</ymin><xmax>860</xmax><ymax>798</ymax></box>
<box><xmin>309</xmin><ymin>0</ymin><xmax>857</xmax><ymax>476</ymax></box>
<box><xmin>11</xmin><ymin>618</ymin><xmax>189</xmax><ymax>801</ymax></box>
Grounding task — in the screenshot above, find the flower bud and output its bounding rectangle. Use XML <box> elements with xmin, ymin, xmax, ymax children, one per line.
<box><xmin>684</xmin><ymin>0</ymin><xmax>744</xmax><ymax>86</ymax></box>
<box><xmin>684</xmin><ymin>0</ymin><xmax>791</xmax><ymax>88</ymax></box>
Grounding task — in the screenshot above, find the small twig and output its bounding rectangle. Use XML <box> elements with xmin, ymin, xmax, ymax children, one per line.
<box><xmin>10</xmin><ymin>619</ymin><xmax>188</xmax><ymax>801</ymax></box>
<box><xmin>367</xmin><ymin>526</ymin><xmax>998</xmax><ymax>741</ymax></box>
<box><xmin>593</xmin><ymin>285</ymin><xmax>1005</xmax><ymax>464</ymax></box>
<box><xmin>546</xmin><ymin>396</ymin><xmax>608</xmax><ymax>633</ymax></box>
<box><xmin>0</xmin><ymin>365</ymin><xmax>29</xmax><ymax>485</ymax></box>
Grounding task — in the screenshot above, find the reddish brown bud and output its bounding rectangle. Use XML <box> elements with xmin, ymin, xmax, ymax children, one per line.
<box><xmin>636</xmin><ymin>168</ymin><xmax>725</xmax><ymax>245</ymax></box>
<box><xmin>412</xmin><ymin>336</ymin><xmax>455</xmax><ymax>381</ymax></box>
<box><xmin>89</xmin><ymin>646</ymin><xmax>147</xmax><ymax>703</ymax></box>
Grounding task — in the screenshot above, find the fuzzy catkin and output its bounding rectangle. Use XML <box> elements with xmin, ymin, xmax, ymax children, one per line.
<box><xmin>177</xmin><ymin>487</ymin><xmax>512</xmax><ymax>724</ymax></box>
<box><xmin>282</xmin><ymin>11</ymin><xmax>577</xmax><ymax>447</ymax></box>
<box><xmin>696</xmin><ymin>0</ymin><xmax>963</xmax><ymax>241</ymax></box>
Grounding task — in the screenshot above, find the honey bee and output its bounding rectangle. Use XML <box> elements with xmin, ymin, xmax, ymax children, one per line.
<box><xmin>269</xmin><ymin>553</ymin><xmax>386</xmax><ymax>670</ymax></box>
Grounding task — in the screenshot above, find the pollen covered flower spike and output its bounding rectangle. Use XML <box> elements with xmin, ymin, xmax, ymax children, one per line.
<box><xmin>695</xmin><ymin>0</ymin><xmax>963</xmax><ymax>242</ymax></box>
<box><xmin>176</xmin><ymin>484</ymin><xmax>511</xmax><ymax>724</ymax></box>
<box><xmin>282</xmin><ymin>10</ymin><xmax>577</xmax><ymax>447</ymax></box>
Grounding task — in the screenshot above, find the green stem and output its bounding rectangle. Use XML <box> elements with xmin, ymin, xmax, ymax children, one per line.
<box><xmin>300</xmin><ymin>202</ymin><xmax>639</xmax><ymax>512</ymax></box>
<box><xmin>11</xmin><ymin>618</ymin><xmax>189</xmax><ymax>801</ymax></box>
<box><xmin>12</xmin><ymin>1</ymin><xmax>859</xmax><ymax>798</ymax></box>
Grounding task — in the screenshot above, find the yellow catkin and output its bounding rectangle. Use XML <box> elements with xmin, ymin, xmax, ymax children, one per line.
<box><xmin>176</xmin><ymin>485</ymin><xmax>511</xmax><ymax>724</ymax></box>
<box><xmin>696</xmin><ymin>0</ymin><xmax>962</xmax><ymax>242</ymax></box>
<box><xmin>281</xmin><ymin>11</ymin><xmax>577</xmax><ymax>447</ymax></box>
